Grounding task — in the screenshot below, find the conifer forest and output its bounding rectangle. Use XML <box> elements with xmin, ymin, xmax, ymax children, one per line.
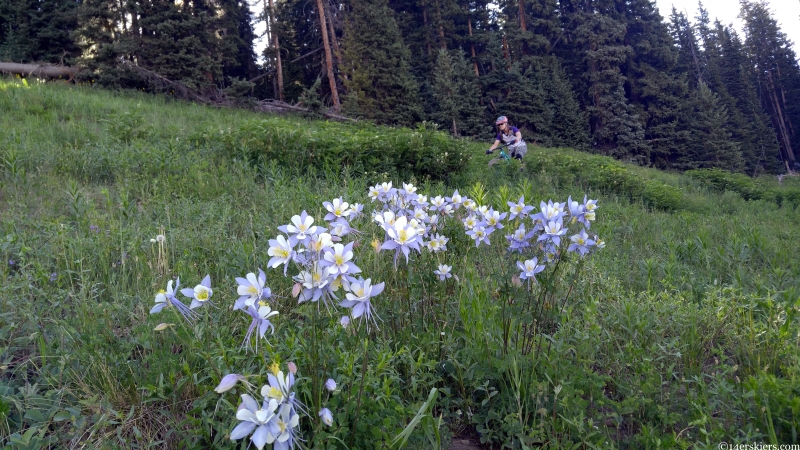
<box><xmin>2</xmin><ymin>0</ymin><xmax>800</xmax><ymax>174</ymax></box>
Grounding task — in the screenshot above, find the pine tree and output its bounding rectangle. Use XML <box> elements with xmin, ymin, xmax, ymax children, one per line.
<box><xmin>431</xmin><ymin>49</ymin><xmax>485</xmax><ymax>136</ymax></box>
<box><xmin>341</xmin><ymin>0</ymin><xmax>422</xmax><ymax>125</ymax></box>
<box><xmin>741</xmin><ymin>0</ymin><xmax>800</xmax><ymax>172</ymax></box>
<box><xmin>0</xmin><ymin>0</ymin><xmax>81</xmax><ymax>64</ymax></box>
<box><xmin>686</xmin><ymin>83</ymin><xmax>744</xmax><ymax>171</ymax></box>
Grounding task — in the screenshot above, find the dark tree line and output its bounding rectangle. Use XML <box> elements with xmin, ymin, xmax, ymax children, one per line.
<box><xmin>1</xmin><ymin>0</ymin><xmax>799</xmax><ymax>174</ymax></box>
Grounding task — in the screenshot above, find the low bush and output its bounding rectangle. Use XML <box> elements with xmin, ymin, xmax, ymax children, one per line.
<box><xmin>687</xmin><ymin>168</ymin><xmax>800</xmax><ymax>208</ymax></box>
<box><xmin>213</xmin><ymin>118</ymin><xmax>472</xmax><ymax>183</ymax></box>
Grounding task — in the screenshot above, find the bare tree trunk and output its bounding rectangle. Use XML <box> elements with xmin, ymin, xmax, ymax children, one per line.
<box><xmin>326</xmin><ymin>2</ymin><xmax>342</xmax><ymax>64</ymax></box>
<box><xmin>765</xmin><ymin>70</ymin><xmax>796</xmax><ymax>163</ymax></box>
<box><xmin>316</xmin><ymin>0</ymin><xmax>340</xmax><ymax>110</ymax></box>
<box><xmin>502</xmin><ymin>36</ymin><xmax>510</xmax><ymax>70</ymax></box>
<box><xmin>266</xmin><ymin>0</ymin><xmax>284</xmax><ymax>101</ymax></box>
<box><xmin>518</xmin><ymin>0</ymin><xmax>528</xmax><ymax>55</ymax></box>
<box><xmin>435</xmin><ymin>0</ymin><xmax>446</xmax><ymax>49</ymax></box>
<box><xmin>0</xmin><ymin>62</ymin><xmax>78</xmax><ymax>78</ymax></box>
<box><xmin>468</xmin><ymin>18</ymin><xmax>479</xmax><ymax>76</ymax></box>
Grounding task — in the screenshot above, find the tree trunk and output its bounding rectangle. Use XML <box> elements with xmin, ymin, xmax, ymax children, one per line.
<box><xmin>315</xmin><ymin>0</ymin><xmax>340</xmax><ymax>110</ymax></box>
<box><xmin>468</xmin><ymin>18</ymin><xmax>479</xmax><ymax>76</ymax></box>
<box><xmin>266</xmin><ymin>0</ymin><xmax>284</xmax><ymax>101</ymax></box>
<box><xmin>766</xmin><ymin>70</ymin><xmax>796</xmax><ymax>163</ymax></box>
<box><xmin>0</xmin><ymin>62</ymin><xmax>78</xmax><ymax>79</ymax></box>
<box><xmin>435</xmin><ymin>0</ymin><xmax>446</xmax><ymax>49</ymax></box>
<box><xmin>326</xmin><ymin>2</ymin><xmax>342</xmax><ymax>64</ymax></box>
<box><xmin>518</xmin><ymin>0</ymin><xmax>528</xmax><ymax>55</ymax></box>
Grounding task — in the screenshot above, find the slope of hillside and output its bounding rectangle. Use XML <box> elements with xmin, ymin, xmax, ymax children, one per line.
<box><xmin>1</xmin><ymin>80</ymin><xmax>799</xmax><ymax>448</ymax></box>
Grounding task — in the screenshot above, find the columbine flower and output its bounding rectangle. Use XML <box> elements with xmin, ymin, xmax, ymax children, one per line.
<box><xmin>434</xmin><ymin>264</ymin><xmax>452</xmax><ymax>281</ymax></box>
<box><xmin>426</xmin><ymin>234</ymin><xmax>448</xmax><ymax>252</ymax></box>
<box><xmin>215</xmin><ymin>374</ymin><xmax>254</xmax><ymax>393</ymax></box>
<box><xmin>517</xmin><ymin>258</ymin><xmax>545</xmax><ymax>282</ymax></box>
<box><xmin>348</xmin><ymin>203</ymin><xmax>364</xmax><ymax>218</ymax></box>
<box><xmin>539</xmin><ymin>219</ymin><xmax>567</xmax><ymax>246</ymax></box>
<box><xmin>323</xmin><ymin>198</ymin><xmax>351</xmax><ymax>222</ymax></box>
<box><xmin>448</xmin><ymin>190</ymin><xmax>463</xmax><ymax>208</ymax></box>
<box><xmin>368</xmin><ymin>186</ymin><xmax>380</xmax><ymax>202</ymax></box>
<box><xmin>181</xmin><ymin>275</ymin><xmax>212</xmax><ymax>309</ymax></box>
<box><xmin>381</xmin><ymin>216</ymin><xmax>421</xmax><ymax>264</ymax></box>
<box><xmin>242</xmin><ymin>304</ymin><xmax>279</xmax><ymax>350</ymax></box>
<box><xmin>568</xmin><ymin>229</ymin><xmax>596</xmax><ymax>256</ymax></box>
<box><xmin>463</xmin><ymin>215</ymin><xmax>478</xmax><ymax>230</ymax></box>
<box><xmin>330</xmin><ymin>219</ymin><xmax>358</xmax><ymax>239</ymax></box>
<box><xmin>278</xmin><ymin>211</ymin><xmax>321</xmax><ymax>246</ymax></box>
<box><xmin>508</xmin><ymin>196</ymin><xmax>534</xmax><ymax>220</ymax></box>
<box><xmin>230</xmin><ymin>396</ymin><xmax>279</xmax><ymax>450</ymax></box>
<box><xmin>506</xmin><ymin>224</ymin><xmax>534</xmax><ymax>253</ymax></box>
<box><xmin>466</xmin><ymin>225</ymin><xmax>490</xmax><ymax>247</ymax></box>
<box><xmin>429</xmin><ymin>196</ymin><xmax>446</xmax><ymax>212</ymax></box>
<box><xmin>235</xmin><ymin>270</ymin><xmax>271</xmax><ymax>310</ymax></box>
<box><xmin>340</xmin><ymin>278</ymin><xmax>385</xmax><ymax>328</ymax></box>
<box><xmin>319</xmin><ymin>408</ymin><xmax>333</xmax><ymax>426</ymax></box>
<box><xmin>340</xmin><ymin>316</ymin><xmax>350</xmax><ymax>328</ymax></box>
<box><xmin>151</xmin><ymin>278</ymin><xmax>198</xmax><ymax>322</ymax></box>
<box><xmin>534</xmin><ymin>200</ymin><xmax>566</xmax><ymax>223</ymax></box>
<box><xmin>268</xmin><ymin>236</ymin><xmax>295</xmax><ymax>275</ymax></box>
<box><xmin>294</xmin><ymin>265</ymin><xmax>333</xmax><ymax>303</ymax></box>
<box><xmin>325</xmin><ymin>379</ymin><xmax>337</xmax><ymax>391</ymax></box>
<box><xmin>462</xmin><ymin>198</ymin><xmax>477</xmax><ymax>211</ymax></box>
<box><xmin>482</xmin><ymin>209</ymin><xmax>507</xmax><ymax>232</ymax></box>
<box><xmin>272</xmin><ymin>403</ymin><xmax>300</xmax><ymax>449</ymax></box>
<box><xmin>263</xmin><ymin>367</ymin><xmax>297</xmax><ymax>409</ymax></box>
<box><xmin>308</xmin><ymin>232</ymin><xmax>334</xmax><ymax>254</ymax></box>
<box><xmin>320</xmin><ymin>243</ymin><xmax>360</xmax><ymax>277</ymax></box>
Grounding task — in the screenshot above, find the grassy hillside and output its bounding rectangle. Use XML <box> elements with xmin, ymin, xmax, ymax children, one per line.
<box><xmin>1</xmin><ymin>79</ymin><xmax>799</xmax><ymax>449</ymax></box>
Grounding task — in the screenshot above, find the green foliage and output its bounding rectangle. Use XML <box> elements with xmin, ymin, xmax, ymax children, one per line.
<box><xmin>2</xmin><ymin>82</ymin><xmax>800</xmax><ymax>449</ymax></box>
<box><xmin>686</xmin><ymin>168</ymin><xmax>800</xmax><ymax>208</ymax></box>
<box><xmin>216</xmin><ymin>117</ymin><xmax>471</xmax><ymax>182</ymax></box>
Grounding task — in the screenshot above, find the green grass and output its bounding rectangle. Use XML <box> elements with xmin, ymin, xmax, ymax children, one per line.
<box><xmin>1</xmin><ymin>79</ymin><xmax>799</xmax><ymax>449</ymax></box>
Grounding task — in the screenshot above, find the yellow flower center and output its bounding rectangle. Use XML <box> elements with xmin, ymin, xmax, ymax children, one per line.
<box><xmin>269</xmin><ymin>362</ymin><xmax>280</xmax><ymax>375</ymax></box>
<box><xmin>355</xmin><ymin>288</ymin><xmax>365</xmax><ymax>297</ymax></box>
<box><xmin>334</xmin><ymin>208</ymin><xmax>342</xmax><ymax>215</ymax></box>
<box><xmin>278</xmin><ymin>420</ymin><xmax>287</xmax><ymax>433</ymax></box>
<box><xmin>268</xmin><ymin>386</ymin><xmax>283</xmax><ymax>399</ymax></box>
<box><xmin>334</xmin><ymin>255</ymin><xmax>345</xmax><ymax>266</ymax></box>
<box><xmin>398</xmin><ymin>229</ymin><xmax>409</xmax><ymax>242</ymax></box>
<box><xmin>258</xmin><ymin>300</ymin><xmax>268</xmax><ymax>307</ymax></box>
<box><xmin>196</xmin><ymin>289</ymin><xmax>209</xmax><ymax>301</ymax></box>
<box><xmin>158</xmin><ymin>289</ymin><xmax>166</xmax><ymax>295</ymax></box>
<box><xmin>248</xmin><ymin>286</ymin><xmax>258</xmax><ymax>294</ymax></box>
<box><xmin>577</xmin><ymin>237</ymin><xmax>585</xmax><ymax>245</ymax></box>
<box><xmin>276</xmin><ymin>248</ymin><xmax>289</xmax><ymax>258</ymax></box>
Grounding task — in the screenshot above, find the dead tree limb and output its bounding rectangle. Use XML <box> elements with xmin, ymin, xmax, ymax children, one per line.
<box><xmin>0</xmin><ymin>62</ymin><xmax>78</xmax><ymax>79</ymax></box>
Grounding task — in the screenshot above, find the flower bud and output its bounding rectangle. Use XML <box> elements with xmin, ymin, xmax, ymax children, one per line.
<box><xmin>153</xmin><ymin>323</ymin><xmax>173</xmax><ymax>331</ymax></box>
<box><xmin>215</xmin><ymin>374</ymin><xmax>245</xmax><ymax>393</ymax></box>
<box><xmin>319</xmin><ymin>408</ymin><xmax>333</xmax><ymax>426</ymax></box>
<box><xmin>340</xmin><ymin>316</ymin><xmax>350</xmax><ymax>328</ymax></box>
<box><xmin>325</xmin><ymin>378</ymin><xmax>337</xmax><ymax>391</ymax></box>
<box><xmin>287</xmin><ymin>362</ymin><xmax>297</xmax><ymax>374</ymax></box>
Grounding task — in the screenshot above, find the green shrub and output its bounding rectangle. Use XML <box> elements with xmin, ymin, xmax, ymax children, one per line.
<box><xmin>687</xmin><ymin>168</ymin><xmax>800</xmax><ymax>208</ymax></box>
<box><xmin>214</xmin><ymin>118</ymin><xmax>471</xmax><ymax>182</ymax></box>
<box><xmin>643</xmin><ymin>179</ymin><xmax>684</xmax><ymax>211</ymax></box>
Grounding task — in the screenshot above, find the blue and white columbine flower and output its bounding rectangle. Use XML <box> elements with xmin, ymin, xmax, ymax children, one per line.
<box><xmin>151</xmin><ymin>278</ymin><xmax>198</xmax><ymax>322</ymax></box>
<box><xmin>323</xmin><ymin>198</ymin><xmax>351</xmax><ymax>222</ymax></box>
<box><xmin>279</xmin><ymin>211</ymin><xmax>322</xmax><ymax>246</ymax></box>
<box><xmin>320</xmin><ymin>242</ymin><xmax>360</xmax><ymax>277</ymax></box>
<box><xmin>539</xmin><ymin>219</ymin><xmax>567</xmax><ymax>246</ymax></box>
<box><xmin>434</xmin><ymin>264</ymin><xmax>452</xmax><ymax>281</ymax></box>
<box><xmin>508</xmin><ymin>196</ymin><xmax>534</xmax><ymax>221</ymax></box>
<box><xmin>235</xmin><ymin>270</ymin><xmax>271</xmax><ymax>310</ymax></box>
<box><xmin>340</xmin><ymin>278</ymin><xmax>385</xmax><ymax>328</ymax></box>
<box><xmin>181</xmin><ymin>275</ymin><xmax>212</xmax><ymax>309</ymax></box>
<box><xmin>568</xmin><ymin>229</ymin><xmax>596</xmax><ymax>256</ymax></box>
<box><xmin>230</xmin><ymin>396</ymin><xmax>279</xmax><ymax>450</ymax></box>
<box><xmin>268</xmin><ymin>236</ymin><xmax>295</xmax><ymax>275</ymax></box>
<box><xmin>242</xmin><ymin>304</ymin><xmax>279</xmax><ymax>350</ymax></box>
<box><xmin>517</xmin><ymin>258</ymin><xmax>545</xmax><ymax>282</ymax></box>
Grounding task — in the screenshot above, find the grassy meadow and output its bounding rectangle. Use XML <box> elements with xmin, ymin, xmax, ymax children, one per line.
<box><xmin>0</xmin><ymin>78</ymin><xmax>799</xmax><ymax>449</ymax></box>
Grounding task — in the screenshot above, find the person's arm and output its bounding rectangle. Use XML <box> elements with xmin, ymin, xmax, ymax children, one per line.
<box><xmin>514</xmin><ymin>130</ymin><xmax>522</xmax><ymax>145</ymax></box>
<box><xmin>489</xmin><ymin>139</ymin><xmax>501</xmax><ymax>151</ymax></box>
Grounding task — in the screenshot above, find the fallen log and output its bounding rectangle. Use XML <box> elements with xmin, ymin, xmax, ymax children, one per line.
<box><xmin>0</xmin><ymin>62</ymin><xmax>78</xmax><ymax>79</ymax></box>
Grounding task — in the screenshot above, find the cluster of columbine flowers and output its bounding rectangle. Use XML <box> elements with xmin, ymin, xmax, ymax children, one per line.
<box><xmin>365</xmin><ymin>181</ymin><xmax>603</xmax><ymax>284</ymax></box>
<box><xmin>148</xmin><ymin>181</ymin><xmax>604</xmax><ymax>449</ymax></box>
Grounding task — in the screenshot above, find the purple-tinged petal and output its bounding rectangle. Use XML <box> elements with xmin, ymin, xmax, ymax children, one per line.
<box><xmin>230</xmin><ymin>421</ymin><xmax>257</xmax><ymax>440</ymax></box>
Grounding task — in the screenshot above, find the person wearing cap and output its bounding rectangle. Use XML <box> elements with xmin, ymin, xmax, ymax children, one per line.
<box><xmin>486</xmin><ymin>116</ymin><xmax>527</xmax><ymax>160</ymax></box>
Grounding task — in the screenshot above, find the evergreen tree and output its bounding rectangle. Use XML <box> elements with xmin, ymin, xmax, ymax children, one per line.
<box><xmin>741</xmin><ymin>0</ymin><xmax>800</xmax><ymax>172</ymax></box>
<box><xmin>0</xmin><ymin>0</ymin><xmax>81</xmax><ymax>64</ymax></box>
<box><xmin>686</xmin><ymin>83</ymin><xmax>744</xmax><ymax>171</ymax></box>
<box><xmin>341</xmin><ymin>0</ymin><xmax>422</xmax><ymax>125</ymax></box>
<box><xmin>431</xmin><ymin>49</ymin><xmax>485</xmax><ymax>136</ymax></box>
